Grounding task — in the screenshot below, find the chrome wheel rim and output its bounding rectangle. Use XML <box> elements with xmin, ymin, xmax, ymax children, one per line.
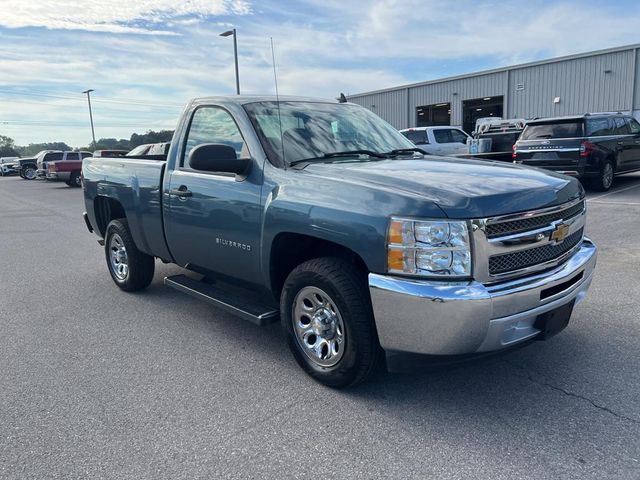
<box><xmin>292</xmin><ymin>286</ymin><xmax>346</xmax><ymax>368</ymax></box>
<box><xmin>74</xmin><ymin>175</ymin><xmax>81</xmax><ymax>186</ymax></box>
<box><xmin>602</xmin><ymin>163</ymin><xmax>613</xmax><ymax>189</ymax></box>
<box><xmin>24</xmin><ymin>168</ymin><xmax>36</xmax><ymax>180</ymax></box>
<box><xmin>109</xmin><ymin>233</ymin><xmax>129</xmax><ymax>281</ymax></box>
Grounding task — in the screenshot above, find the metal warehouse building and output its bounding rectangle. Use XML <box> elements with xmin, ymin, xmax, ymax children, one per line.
<box><xmin>347</xmin><ymin>43</ymin><xmax>640</xmax><ymax>134</ymax></box>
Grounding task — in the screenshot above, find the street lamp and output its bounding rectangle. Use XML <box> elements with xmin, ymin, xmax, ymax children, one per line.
<box><xmin>220</xmin><ymin>28</ymin><xmax>240</xmax><ymax>95</ymax></box>
<box><xmin>82</xmin><ymin>89</ymin><xmax>96</xmax><ymax>149</ymax></box>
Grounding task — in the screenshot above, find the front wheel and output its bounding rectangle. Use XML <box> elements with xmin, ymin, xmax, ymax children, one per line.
<box><xmin>280</xmin><ymin>257</ymin><xmax>379</xmax><ymax>388</ymax></box>
<box><xmin>22</xmin><ymin>166</ymin><xmax>36</xmax><ymax>180</ymax></box>
<box><xmin>104</xmin><ymin>219</ymin><xmax>155</xmax><ymax>291</ymax></box>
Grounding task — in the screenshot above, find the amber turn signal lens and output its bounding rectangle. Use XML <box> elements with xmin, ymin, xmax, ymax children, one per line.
<box><xmin>388</xmin><ymin>220</ymin><xmax>405</xmax><ymax>244</ymax></box>
<box><xmin>387</xmin><ymin>248</ymin><xmax>404</xmax><ymax>271</ymax></box>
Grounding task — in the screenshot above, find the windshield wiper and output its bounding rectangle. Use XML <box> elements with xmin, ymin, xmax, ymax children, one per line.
<box><xmin>384</xmin><ymin>148</ymin><xmax>427</xmax><ymax>156</ymax></box>
<box><xmin>289</xmin><ymin>150</ymin><xmax>388</xmax><ymax>166</ymax></box>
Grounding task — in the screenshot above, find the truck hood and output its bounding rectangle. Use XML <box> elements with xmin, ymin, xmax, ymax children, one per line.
<box><xmin>301</xmin><ymin>156</ymin><xmax>583</xmax><ymax>218</ymax></box>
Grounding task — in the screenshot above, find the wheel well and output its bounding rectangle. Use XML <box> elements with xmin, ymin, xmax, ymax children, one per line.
<box><xmin>270</xmin><ymin>233</ymin><xmax>368</xmax><ymax>299</ymax></box>
<box><xmin>94</xmin><ymin>196</ymin><xmax>126</xmax><ymax>237</ymax></box>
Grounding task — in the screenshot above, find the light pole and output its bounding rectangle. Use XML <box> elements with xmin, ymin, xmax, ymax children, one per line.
<box><xmin>82</xmin><ymin>89</ymin><xmax>96</xmax><ymax>148</ymax></box>
<box><xmin>220</xmin><ymin>28</ymin><xmax>240</xmax><ymax>95</ymax></box>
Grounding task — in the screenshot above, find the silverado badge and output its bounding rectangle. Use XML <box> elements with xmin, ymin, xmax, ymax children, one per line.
<box><xmin>550</xmin><ymin>223</ymin><xmax>570</xmax><ymax>243</ymax></box>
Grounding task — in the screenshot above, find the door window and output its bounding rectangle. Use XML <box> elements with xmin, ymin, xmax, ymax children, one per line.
<box><xmin>613</xmin><ymin>117</ymin><xmax>629</xmax><ymax>135</ymax></box>
<box><xmin>450</xmin><ymin>129</ymin><xmax>468</xmax><ymax>143</ymax></box>
<box><xmin>182</xmin><ymin>107</ymin><xmax>247</xmax><ymax>169</ymax></box>
<box><xmin>45</xmin><ymin>152</ymin><xmax>63</xmax><ymax>161</ymax></box>
<box><xmin>433</xmin><ymin>129</ymin><xmax>454</xmax><ymax>144</ymax></box>
<box><xmin>65</xmin><ymin>152</ymin><xmax>79</xmax><ymax>161</ymax></box>
<box><xmin>585</xmin><ymin>117</ymin><xmax>614</xmax><ymax>136</ymax></box>
<box><xmin>402</xmin><ymin>130</ymin><xmax>428</xmax><ymax>145</ymax></box>
<box><xmin>626</xmin><ymin>118</ymin><xmax>640</xmax><ymax>134</ymax></box>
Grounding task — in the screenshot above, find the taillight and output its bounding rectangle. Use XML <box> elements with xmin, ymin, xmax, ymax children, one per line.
<box><xmin>48</xmin><ymin>163</ymin><xmax>56</xmax><ymax>172</ymax></box>
<box><xmin>580</xmin><ymin>140</ymin><xmax>593</xmax><ymax>157</ymax></box>
<box><xmin>512</xmin><ymin>143</ymin><xmax>517</xmax><ymax>160</ymax></box>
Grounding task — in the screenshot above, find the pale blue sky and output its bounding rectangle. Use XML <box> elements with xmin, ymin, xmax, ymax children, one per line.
<box><xmin>0</xmin><ymin>0</ymin><xmax>638</xmax><ymax>146</ymax></box>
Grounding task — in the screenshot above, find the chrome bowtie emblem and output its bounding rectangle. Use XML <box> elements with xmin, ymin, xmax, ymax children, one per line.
<box><xmin>550</xmin><ymin>223</ymin><xmax>570</xmax><ymax>242</ymax></box>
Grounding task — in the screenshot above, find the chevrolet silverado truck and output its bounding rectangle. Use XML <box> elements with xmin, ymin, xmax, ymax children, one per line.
<box><xmin>18</xmin><ymin>150</ymin><xmax>55</xmax><ymax>180</ymax></box>
<box><xmin>82</xmin><ymin>96</ymin><xmax>597</xmax><ymax>387</ymax></box>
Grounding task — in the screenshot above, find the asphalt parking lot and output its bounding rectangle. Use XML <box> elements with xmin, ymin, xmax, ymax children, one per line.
<box><xmin>1</xmin><ymin>173</ymin><xmax>639</xmax><ymax>479</ymax></box>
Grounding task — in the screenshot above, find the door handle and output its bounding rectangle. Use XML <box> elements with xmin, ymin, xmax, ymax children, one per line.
<box><xmin>170</xmin><ymin>186</ymin><xmax>192</xmax><ymax>198</ymax></box>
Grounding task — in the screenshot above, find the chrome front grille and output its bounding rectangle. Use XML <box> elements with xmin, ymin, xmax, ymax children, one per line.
<box><xmin>485</xmin><ymin>201</ymin><xmax>585</xmax><ymax>238</ymax></box>
<box><xmin>488</xmin><ymin>227</ymin><xmax>584</xmax><ymax>274</ymax></box>
<box><xmin>471</xmin><ymin>197</ymin><xmax>586</xmax><ymax>282</ymax></box>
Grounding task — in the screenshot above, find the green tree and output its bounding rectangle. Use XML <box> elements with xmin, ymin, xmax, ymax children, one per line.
<box><xmin>16</xmin><ymin>142</ymin><xmax>72</xmax><ymax>157</ymax></box>
<box><xmin>0</xmin><ymin>134</ymin><xmax>19</xmax><ymax>157</ymax></box>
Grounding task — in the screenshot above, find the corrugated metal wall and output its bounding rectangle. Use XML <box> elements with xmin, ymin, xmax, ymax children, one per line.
<box><xmin>508</xmin><ymin>50</ymin><xmax>634</xmax><ymax>118</ymax></box>
<box><xmin>348</xmin><ymin>46</ymin><xmax>640</xmax><ymax>130</ymax></box>
<box><xmin>409</xmin><ymin>72</ymin><xmax>505</xmax><ymax>126</ymax></box>
<box><xmin>348</xmin><ymin>89</ymin><xmax>409</xmax><ymax>129</ymax></box>
<box><xmin>633</xmin><ymin>48</ymin><xmax>640</xmax><ymax>110</ymax></box>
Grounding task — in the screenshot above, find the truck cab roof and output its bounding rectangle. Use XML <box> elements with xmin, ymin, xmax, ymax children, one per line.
<box><xmin>189</xmin><ymin>95</ymin><xmax>341</xmax><ymax>108</ymax></box>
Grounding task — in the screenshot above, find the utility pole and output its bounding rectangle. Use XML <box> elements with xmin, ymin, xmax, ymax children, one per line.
<box><xmin>220</xmin><ymin>28</ymin><xmax>240</xmax><ymax>95</ymax></box>
<box><xmin>82</xmin><ymin>89</ymin><xmax>96</xmax><ymax>148</ymax></box>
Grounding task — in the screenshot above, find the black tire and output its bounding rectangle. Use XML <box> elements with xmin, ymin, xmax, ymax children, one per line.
<box><xmin>22</xmin><ymin>165</ymin><xmax>36</xmax><ymax>180</ymax></box>
<box><xmin>280</xmin><ymin>257</ymin><xmax>379</xmax><ymax>388</ymax></box>
<box><xmin>104</xmin><ymin>219</ymin><xmax>155</xmax><ymax>292</ymax></box>
<box><xmin>69</xmin><ymin>171</ymin><xmax>81</xmax><ymax>187</ymax></box>
<box><xmin>590</xmin><ymin>159</ymin><xmax>615</xmax><ymax>192</ymax></box>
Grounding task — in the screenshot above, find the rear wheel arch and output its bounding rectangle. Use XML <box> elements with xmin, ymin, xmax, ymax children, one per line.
<box><xmin>94</xmin><ymin>196</ymin><xmax>127</xmax><ymax>237</ymax></box>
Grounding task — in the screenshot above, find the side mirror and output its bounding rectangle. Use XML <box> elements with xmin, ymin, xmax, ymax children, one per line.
<box><xmin>188</xmin><ymin>143</ymin><xmax>250</xmax><ymax>177</ymax></box>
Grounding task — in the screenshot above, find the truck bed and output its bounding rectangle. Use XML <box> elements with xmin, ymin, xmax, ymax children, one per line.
<box><xmin>82</xmin><ymin>157</ymin><xmax>171</xmax><ymax>261</ymax></box>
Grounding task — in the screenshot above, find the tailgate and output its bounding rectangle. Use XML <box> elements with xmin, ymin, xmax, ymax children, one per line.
<box><xmin>515</xmin><ymin>138</ymin><xmax>582</xmax><ymax>167</ymax></box>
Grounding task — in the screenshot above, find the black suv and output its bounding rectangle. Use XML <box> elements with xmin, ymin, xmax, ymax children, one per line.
<box><xmin>513</xmin><ymin>113</ymin><xmax>640</xmax><ymax>191</ymax></box>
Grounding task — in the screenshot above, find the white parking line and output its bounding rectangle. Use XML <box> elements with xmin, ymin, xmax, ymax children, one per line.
<box><xmin>587</xmin><ymin>183</ymin><xmax>640</xmax><ymax>202</ymax></box>
<box><xmin>588</xmin><ymin>201</ymin><xmax>640</xmax><ymax>206</ymax></box>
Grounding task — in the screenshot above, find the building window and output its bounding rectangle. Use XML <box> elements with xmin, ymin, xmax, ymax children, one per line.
<box><xmin>416</xmin><ymin>103</ymin><xmax>451</xmax><ymax>127</ymax></box>
<box><xmin>462</xmin><ymin>96</ymin><xmax>504</xmax><ymax>134</ymax></box>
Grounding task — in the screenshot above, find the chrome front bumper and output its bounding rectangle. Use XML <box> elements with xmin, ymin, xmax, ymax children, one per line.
<box><xmin>369</xmin><ymin>238</ymin><xmax>597</xmax><ymax>356</ymax></box>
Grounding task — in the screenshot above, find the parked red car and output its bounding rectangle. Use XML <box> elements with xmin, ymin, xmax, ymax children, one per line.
<box><xmin>47</xmin><ymin>157</ymin><xmax>84</xmax><ymax>187</ymax></box>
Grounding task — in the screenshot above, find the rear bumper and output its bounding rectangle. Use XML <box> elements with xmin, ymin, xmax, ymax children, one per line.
<box><xmin>46</xmin><ymin>172</ymin><xmax>71</xmax><ymax>181</ymax></box>
<box><xmin>369</xmin><ymin>238</ymin><xmax>597</xmax><ymax>356</ymax></box>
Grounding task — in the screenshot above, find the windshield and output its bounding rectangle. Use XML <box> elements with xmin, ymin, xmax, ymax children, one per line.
<box><xmin>243</xmin><ymin>101</ymin><xmax>415</xmax><ymax>166</ymax></box>
<box><xmin>520</xmin><ymin>121</ymin><xmax>584</xmax><ymax>140</ymax></box>
<box><xmin>127</xmin><ymin>145</ymin><xmax>150</xmax><ymax>156</ymax></box>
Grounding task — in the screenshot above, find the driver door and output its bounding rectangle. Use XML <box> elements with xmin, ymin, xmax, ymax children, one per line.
<box><xmin>163</xmin><ymin>106</ymin><xmax>263</xmax><ymax>284</ymax></box>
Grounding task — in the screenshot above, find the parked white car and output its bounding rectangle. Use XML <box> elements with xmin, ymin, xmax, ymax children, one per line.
<box><xmin>0</xmin><ymin>157</ymin><xmax>20</xmax><ymax>176</ymax></box>
<box><xmin>399</xmin><ymin>126</ymin><xmax>471</xmax><ymax>156</ymax></box>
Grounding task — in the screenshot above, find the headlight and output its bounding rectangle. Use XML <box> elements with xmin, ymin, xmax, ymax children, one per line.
<box><xmin>387</xmin><ymin>218</ymin><xmax>472</xmax><ymax>277</ymax></box>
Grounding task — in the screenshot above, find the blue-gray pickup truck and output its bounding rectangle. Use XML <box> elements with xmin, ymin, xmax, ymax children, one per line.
<box><xmin>82</xmin><ymin>96</ymin><xmax>597</xmax><ymax>387</ymax></box>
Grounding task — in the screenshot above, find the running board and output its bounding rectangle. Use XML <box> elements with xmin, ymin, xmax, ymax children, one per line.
<box><xmin>164</xmin><ymin>275</ymin><xmax>279</xmax><ymax>326</ymax></box>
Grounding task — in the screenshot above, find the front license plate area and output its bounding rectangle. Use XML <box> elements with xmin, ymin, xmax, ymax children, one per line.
<box><xmin>534</xmin><ymin>300</ymin><xmax>575</xmax><ymax>340</ymax></box>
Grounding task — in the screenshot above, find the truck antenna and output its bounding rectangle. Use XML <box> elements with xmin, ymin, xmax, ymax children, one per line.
<box><xmin>270</xmin><ymin>37</ymin><xmax>286</xmax><ymax>169</ymax></box>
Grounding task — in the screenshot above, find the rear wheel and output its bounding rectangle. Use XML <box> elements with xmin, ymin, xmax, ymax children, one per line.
<box><xmin>591</xmin><ymin>160</ymin><xmax>614</xmax><ymax>192</ymax></box>
<box><xmin>104</xmin><ymin>219</ymin><xmax>155</xmax><ymax>291</ymax></box>
<box><xmin>22</xmin><ymin>166</ymin><xmax>36</xmax><ymax>180</ymax></box>
<box><xmin>69</xmin><ymin>171</ymin><xmax>81</xmax><ymax>187</ymax></box>
<box><xmin>280</xmin><ymin>257</ymin><xmax>379</xmax><ymax>388</ymax></box>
